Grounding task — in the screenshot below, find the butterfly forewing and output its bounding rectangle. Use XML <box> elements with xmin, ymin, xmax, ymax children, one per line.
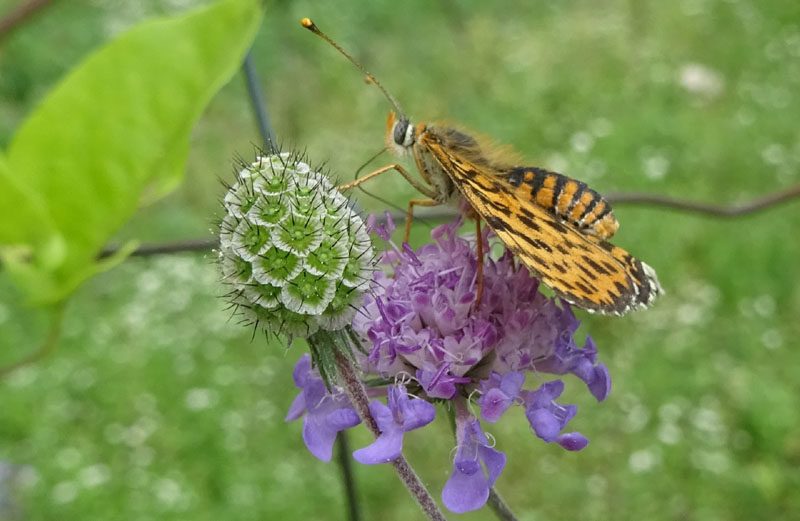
<box><xmin>419</xmin><ymin>131</ymin><xmax>661</xmax><ymax>315</ymax></box>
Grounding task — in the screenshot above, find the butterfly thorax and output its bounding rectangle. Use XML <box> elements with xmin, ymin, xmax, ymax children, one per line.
<box><xmin>386</xmin><ymin>113</ymin><xmax>460</xmax><ymax>204</ymax></box>
<box><xmin>413</xmin><ymin>125</ymin><xmax>463</xmax><ymax>204</ymax></box>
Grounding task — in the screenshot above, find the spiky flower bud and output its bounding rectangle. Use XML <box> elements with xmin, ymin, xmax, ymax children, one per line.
<box><xmin>218</xmin><ymin>152</ymin><xmax>374</xmax><ymax>340</ymax></box>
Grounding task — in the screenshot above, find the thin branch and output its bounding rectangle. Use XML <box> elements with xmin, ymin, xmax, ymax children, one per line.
<box><xmin>98</xmin><ymin>184</ymin><xmax>800</xmax><ymax>260</ymax></box>
<box><xmin>99</xmin><ymin>238</ymin><xmax>218</xmax><ymax>259</ymax></box>
<box><xmin>604</xmin><ymin>184</ymin><xmax>800</xmax><ymax>217</ymax></box>
<box><xmin>242</xmin><ymin>48</ymin><xmax>277</xmax><ymax>148</ymax></box>
<box><xmin>0</xmin><ymin>0</ymin><xmax>59</xmax><ymax>42</ymax></box>
<box><xmin>0</xmin><ymin>302</ymin><xmax>65</xmax><ymax>378</ymax></box>
<box><xmin>487</xmin><ymin>487</ymin><xmax>519</xmax><ymax>521</ymax></box>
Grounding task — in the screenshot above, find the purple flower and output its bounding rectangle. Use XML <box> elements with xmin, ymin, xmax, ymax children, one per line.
<box><xmin>353</xmin><ymin>217</ymin><xmax>608</xmax><ymax>422</ymax></box>
<box><xmin>291</xmin><ymin>217</ymin><xmax>614</xmax><ymax>513</ymax></box>
<box><xmin>348</xmin><ymin>217</ymin><xmax>611</xmax><ymax>510</ymax></box>
<box><xmin>527</xmin><ymin>316</ymin><xmax>612</xmax><ymax>402</ymax></box>
<box><xmin>353</xmin><ymin>385</ymin><xmax>436</xmax><ymax>464</ymax></box>
<box><xmin>285</xmin><ymin>354</ymin><xmax>361</xmax><ymax>461</ymax></box>
<box><xmin>478</xmin><ymin>371</ymin><xmax>525</xmax><ymax>423</ymax></box>
<box><xmin>521</xmin><ymin>380</ymin><xmax>590</xmax><ymax>451</ymax></box>
<box><xmin>442</xmin><ymin>419</ymin><xmax>506</xmax><ymax>513</ymax></box>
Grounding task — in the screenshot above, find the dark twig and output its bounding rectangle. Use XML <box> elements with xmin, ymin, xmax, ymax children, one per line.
<box><xmin>97</xmin><ymin>210</ymin><xmax>425</xmax><ymax>259</ymax></box>
<box><xmin>99</xmin><ymin>183</ymin><xmax>800</xmax><ymax>260</ymax></box>
<box><xmin>487</xmin><ymin>487</ymin><xmax>519</xmax><ymax>521</ymax></box>
<box><xmin>336</xmin><ymin>432</ymin><xmax>362</xmax><ymax>521</ymax></box>
<box><xmin>242</xmin><ymin>48</ymin><xmax>277</xmax><ymax>149</ymax></box>
<box><xmin>0</xmin><ymin>0</ymin><xmax>59</xmax><ymax>42</ymax></box>
<box><xmin>604</xmin><ymin>184</ymin><xmax>800</xmax><ymax>217</ymax></box>
<box><xmin>100</xmin><ymin>238</ymin><xmax>218</xmax><ymax>259</ymax></box>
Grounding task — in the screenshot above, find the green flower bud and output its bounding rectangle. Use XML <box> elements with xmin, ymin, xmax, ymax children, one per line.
<box><xmin>219</xmin><ymin>152</ymin><xmax>375</xmax><ymax>340</ymax></box>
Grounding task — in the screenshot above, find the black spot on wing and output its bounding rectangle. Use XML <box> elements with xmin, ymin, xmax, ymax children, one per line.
<box><xmin>516</xmin><ymin>211</ymin><xmax>542</xmax><ymax>233</ymax></box>
<box><xmin>582</xmin><ymin>255</ymin><xmax>611</xmax><ymax>276</ymax></box>
<box><xmin>484</xmin><ymin>215</ymin><xmax>508</xmax><ymax>232</ymax></box>
<box><xmin>530</xmin><ymin>253</ymin><xmax>548</xmax><ymax>267</ymax></box>
<box><xmin>544</xmin><ymin>218</ymin><xmax>568</xmax><ymax>234</ymax></box>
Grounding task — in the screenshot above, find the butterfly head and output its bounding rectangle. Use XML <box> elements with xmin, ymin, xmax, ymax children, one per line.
<box><xmin>386</xmin><ymin>111</ymin><xmax>415</xmax><ymax>156</ymax></box>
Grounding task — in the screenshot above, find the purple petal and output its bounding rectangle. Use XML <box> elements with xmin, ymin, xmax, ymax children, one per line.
<box><xmin>499</xmin><ymin>371</ymin><xmax>525</xmax><ymax>397</ymax></box>
<box><xmin>442</xmin><ymin>420</ymin><xmax>506</xmax><ymax>513</ymax></box>
<box><xmin>442</xmin><ymin>461</ymin><xmax>490</xmax><ymax>513</ymax></box>
<box><xmin>368</xmin><ymin>211</ymin><xmax>396</xmax><ymax>241</ymax></box>
<box><xmin>478</xmin><ymin>443</ymin><xmax>506</xmax><ymax>487</ymax></box>
<box><xmin>480</xmin><ymin>388</ymin><xmax>513</xmax><ymax>423</ymax></box>
<box><xmin>479</xmin><ymin>371</ymin><xmax>525</xmax><ymax>423</ymax></box>
<box><xmin>527</xmin><ymin>408</ymin><xmax>561</xmax><ymax>442</ymax></box>
<box><xmin>557</xmin><ymin>432</ymin><xmax>590</xmax><ymax>451</ymax></box>
<box><xmin>368</xmin><ymin>400</ymin><xmax>395</xmax><ymax>433</ymax></box>
<box><xmin>302</xmin><ymin>415</ymin><xmax>339</xmax><ymax>462</ymax></box>
<box><xmin>292</xmin><ymin>354</ymin><xmax>312</xmax><ymax>387</ymax></box>
<box><xmin>326</xmin><ymin>408</ymin><xmax>361</xmax><ymax>431</ymax></box>
<box><xmin>285</xmin><ymin>392</ymin><xmax>305</xmax><ymax>422</ymax></box>
<box><xmin>352</xmin><ymin>427</ymin><xmax>404</xmax><ymax>464</ymax></box>
<box><xmin>586</xmin><ymin>362</ymin><xmax>612</xmax><ymax>402</ymax></box>
<box><xmin>417</xmin><ymin>369</ymin><xmax>458</xmax><ymax>399</ymax></box>
<box><xmin>401</xmin><ymin>397</ymin><xmax>436</xmax><ymax>431</ymax></box>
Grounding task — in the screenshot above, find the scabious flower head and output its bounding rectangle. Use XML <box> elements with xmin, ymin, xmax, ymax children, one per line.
<box><xmin>285</xmin><ymin>212</ymin><xmax>613</xmax><ymax>514</ymax></box>
<box><xmin>218</xmin><ymin>151</ymin><xmax>375</xmax><ymax>340</ymax></box>
<box><xmin>348</xmin><ymin>214</ymin><xmax>611</xmax><ymax>512</ymax></box>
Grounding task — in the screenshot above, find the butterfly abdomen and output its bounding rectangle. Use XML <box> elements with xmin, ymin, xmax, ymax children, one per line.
<box><xmin>506</xmin><ymin>167</ymin><xmax>619</xmax><ymax>239</ymax></box>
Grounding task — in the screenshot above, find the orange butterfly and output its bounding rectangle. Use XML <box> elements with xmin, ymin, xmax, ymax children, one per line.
<box><xmin>302</xmin><ymin>18</ymin><xmax>662</xmax><ymax>316</ymax></box>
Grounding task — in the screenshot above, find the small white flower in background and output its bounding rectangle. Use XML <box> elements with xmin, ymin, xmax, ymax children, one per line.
<box><xmin>218</xmin><ymin>151</ymin><xmax>375</xmax><ymax>341</ymax></box>
<box><xmin>679</xmin><ymin>63</ymin><xmax>724</xmax><ymax>99</ymax></box>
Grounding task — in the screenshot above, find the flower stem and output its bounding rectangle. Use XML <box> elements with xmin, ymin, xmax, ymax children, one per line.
<box><xmin>487</xmin><ymin>487</ymin><xmax>519</xmax><ymax>521</ymax></box>
<box><xmin>0</xmin><ymin>303</ymin><xmax>65</xmax><ymax>379</ymax></box>
<box><xmin>336</xmin><ymin>432</ymin><xmax>361</xmax><ymax>521</ymax></box>
<box><xmin>332</xmin><ymin>348</ymin><xmax>447</xmax><ymax>521</ymax></box>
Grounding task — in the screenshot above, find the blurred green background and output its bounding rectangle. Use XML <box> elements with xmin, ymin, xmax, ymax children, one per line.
<box><xmin>1</xmin><ymin>0</ymin><xmax>799</xmax><ymax>519</ymax></box>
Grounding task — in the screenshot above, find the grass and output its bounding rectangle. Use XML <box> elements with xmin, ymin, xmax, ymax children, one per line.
<box><xmin>1</xmin><ymin>0</ymin><xmax>800</xmax><ymax>519</ymax></box>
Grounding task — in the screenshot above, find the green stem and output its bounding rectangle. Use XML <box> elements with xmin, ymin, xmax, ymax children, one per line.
<box><xmin>336</xmin><ymin>432</ymin><xmax>361</xmax><ymax>521</ymax></box>
<box><xmin>487</xmin><ymin>487</ymin><xmax>519</xmax><ymax>521</ymax></box>
<box><xmin>0</xmin><ymin>303</ymin><xmax>65</xmax><ymax>379</ymax></box>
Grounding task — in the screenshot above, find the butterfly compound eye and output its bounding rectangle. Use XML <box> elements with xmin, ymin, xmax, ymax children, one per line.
<box><xmin>393</xmin><ymin>118</ymin><xmax>414</xmax><ymax>147</ymax></box>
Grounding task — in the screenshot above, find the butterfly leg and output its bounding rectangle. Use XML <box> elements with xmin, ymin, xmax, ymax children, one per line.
<box><xmin>337</xmin><ymin>164</ymin><xmax>437</xmax><ymax>199</ymax></box>
<box><xmin>404</xmin><ymin>198</ymin><xmax>439</xmax><ymax>244</ymax></box>
<box><xmin>475</xmin><ymin>215</ymin><xmax>484</xmax><ymax>307</ymax></box>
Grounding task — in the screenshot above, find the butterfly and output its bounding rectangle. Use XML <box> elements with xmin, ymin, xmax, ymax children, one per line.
<box><xmin>302</xmin><ymin>18</ymin><xmax>662</xmax><ymax>316</ymax></box>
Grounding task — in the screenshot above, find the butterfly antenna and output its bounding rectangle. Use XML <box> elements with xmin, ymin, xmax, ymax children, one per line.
<box><xmin>301</xmin><ymin>18</ymin><xmax>406</xmax><ymax>119</ymax></box>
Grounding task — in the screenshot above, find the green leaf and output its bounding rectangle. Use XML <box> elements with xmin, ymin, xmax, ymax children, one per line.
<box><xmin>2</xmin><ymin>0</ymin><xmax>264</xmax><ymax>304</ymax></box>
<box><xmin>0</xmin><ymin>153</ymin><xmax>57</xmax><ymax>246</ymax></box>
